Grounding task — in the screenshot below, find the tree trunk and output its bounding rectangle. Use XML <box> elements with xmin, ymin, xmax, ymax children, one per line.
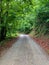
<box><xmin>0</xmin><ymin>0</ymin><xmax>7</xmax><ymax>41</ymax></box>
<box><xmin>0</xmin><ymin>26</ymin><xmax>7</xmax><ymax>41</ymax></box>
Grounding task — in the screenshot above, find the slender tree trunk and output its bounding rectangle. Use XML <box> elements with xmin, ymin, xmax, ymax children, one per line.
<box><xmin>0</xmin><ymin>0</ymin><xmax>7</xmax><ymax>41</ymax></box>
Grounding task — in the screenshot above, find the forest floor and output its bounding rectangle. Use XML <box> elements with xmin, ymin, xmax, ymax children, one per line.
<box><xmin>0</xmin><ymin>37</ymin><xmax>18</xmax><ymax>56</ymax></box>
<box><xmin>31</xmin><ymin>35</ymin><xmax>49</xmax><ymax>54</ymax></box>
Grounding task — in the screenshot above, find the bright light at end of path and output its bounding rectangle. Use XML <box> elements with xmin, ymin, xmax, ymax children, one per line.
<box><xmin>19</xmin><ymin>34</ymin><xmax>29</xmax><ymax>37</ymax></box>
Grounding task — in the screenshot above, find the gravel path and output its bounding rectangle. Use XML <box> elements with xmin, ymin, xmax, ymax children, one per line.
<box><xmin>0</xmin><ymin>35</ymin><xmax>49</xmax><ymax>65</ymax></box>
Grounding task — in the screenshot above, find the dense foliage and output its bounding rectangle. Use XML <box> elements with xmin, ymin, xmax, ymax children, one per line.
<box><xmin>34</xmin><ymin>0</ymin><xmax>49</xmax><ymax>36</ymax></box>
<box><xmin>0</xmin><ymin>0</ymin><xmax>49</xmax><ymax>41</ymax></box>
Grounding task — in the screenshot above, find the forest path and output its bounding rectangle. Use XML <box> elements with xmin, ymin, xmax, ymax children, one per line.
<box><xmin>0</xmin><ymin>34</ymin><xmax>49</xmax><ymax>65</ymax></box>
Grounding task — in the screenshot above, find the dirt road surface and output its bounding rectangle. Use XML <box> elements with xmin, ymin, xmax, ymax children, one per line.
<box><xmin>0</xmin><ymin>35</ymin><xmax>49</xmax><ymax>65</ymax></box>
